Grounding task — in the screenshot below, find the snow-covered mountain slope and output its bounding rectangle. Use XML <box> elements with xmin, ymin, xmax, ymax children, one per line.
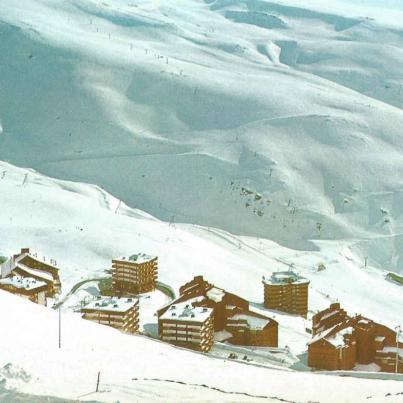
<box><xmin>0</xmin><ymin>0</ymin><xmax>403</xmax><ymax>271</ymax></box>
<box><xmin>1</xmin><ymin>161</ymin><xmax>403</xmax><ymax>402</ymax></box>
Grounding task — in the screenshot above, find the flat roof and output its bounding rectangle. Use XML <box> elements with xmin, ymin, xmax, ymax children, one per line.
<box><xmin>229</xmin><ymin>313</ymin><xmax>271</xmax><ymax>330</ymax></box>
<box><xmin>82</xmin><ymin>296</ymin><xmax>139</xmax><ymax>313</ymax></box>
<box><xmin>263</xmin><ymin>270</ymin><xmax>310</xmax><ymax>285</ymax></box>
<box><xmin>159</xmin><ymin>297</ymin><xmax>213</xmax><ymax>323</ymax></box>
<box><xmin>114</xmin><ymin>253</ymin><xmax>157</xmax><ymax>264</ymax></box>
<box><xmin>0</xmin><ymin>275</ymin><xmax>47</xmax><ymax>291</ymax></box>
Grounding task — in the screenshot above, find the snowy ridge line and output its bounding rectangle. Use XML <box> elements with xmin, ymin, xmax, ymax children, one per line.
<box><xmin>130</xmin><ymin>378</ymin><xmax>314</xmax><ymax>402</ymax></box>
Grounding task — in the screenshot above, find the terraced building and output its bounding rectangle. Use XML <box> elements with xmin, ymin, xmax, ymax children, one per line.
<box><xmin>1</xmin><ymin>248</ymin><xmax>61</xmax><ymax>298</ymax></box>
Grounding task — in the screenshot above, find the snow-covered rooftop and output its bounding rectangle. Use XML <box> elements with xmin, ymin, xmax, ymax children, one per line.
<box><xmin>82</xmin><ymin>296</ymin><xmax>138</xmax><ymax>313</ymax></box>
<box><xmin>309</xmin><ymin>323</ymin><xmax>355</xmax><ymax>348</ymax></box>
<box><xmin>319</xmin><ymin>310</ymin><xmax>341</xmax><ymax>322</ymax></box>
<box><xmin>0</xmin><ymin>275</ymin><xmax>47</xmax><ymax>291</ymax></box>
<box><xmin>114</xmin><ymin>253</ymin><xmax>157</xmax><ymax>264</ymax></box>
<box><xmin>327</xmin><ymin>327</ymin><xmax>354</xmax><ymax>348</ymax></box>
<box><xmin>214</xmin><ymin>330</ymin><xmax>233</xmax><ymax>342</ymax></box>
<box><xmin>16</xmin><ymin>249</ymin><xmax>57</xmax><ymax>268</ymax></box>
<box><xmin>159</xmin><ymin>298</ymin><xmax>213</xmax><ymax>323</ymax></box>
<box><xmin>229</xmin><ymin>313</ymin><xmax>271</xmax><ymax>330</ymax></box>
<box><xmin>263</xmin><ymin>271</ymin><xmax>310</xmax><ymax>286</ymax></box>
<box><xmin>14</xmin><ymin>263</ymin><xmax>54</xmax><ymax>282</ymax></box>
<box><xmin>206</xmin><ymin>287</ymin><xmax>225</xmax><ymax>303</ymax></box>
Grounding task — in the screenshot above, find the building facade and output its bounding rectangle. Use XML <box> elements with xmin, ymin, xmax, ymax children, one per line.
<box><xmin>263</xmin><ymin>271</ymin><xmax>309</xmax><ymax>317</ymax></box>
<box><xmin>0</xmin><ymin>275</ymin><xmax>48</xmax><ymax>306</ymax></box>
<box><xmin>178</xmin><ymin>275</ymin><xmax>249</xmax><ymax>331</ymax></box>
<box><xmin>159</xmin><ymin>300</ymin><xmax>214</xmax><ymax>352</ymax></box>
<box><xmin>226</xmin><ymin>308</ymin><xmax>278</xmax><ymax>347</ymax></box>
<box><xmin>308</xmin><ymin>304</ymin><xmax>403</xmax><ymax>373</ymax></box>
<box><xmin>112</xmin><ymin>253</ymin><xmax>158</xmax><ymax>295</ymax></box>
<box><xmin>308</xmin><ymin>321</ymin><xmax>357</xmax><ymax>370</ymax></box>
<box><xmin>312</xmin><ymin>302</ymin><xmax>349</xmax><ymax>335</ymax></box>
<box><xmin>81</xmin><ymin>296</ymin><xmax>139</xmax><ymax>334</ymax></box>
<box><xmin>158</xmin><ymin>276</ymin><xmax>278</xmax><ymax>349</ymax></box>
<box><xmin>1</xmin><ymin>248</ymin><xmax>61</xmax><ymax>297</ymax></box>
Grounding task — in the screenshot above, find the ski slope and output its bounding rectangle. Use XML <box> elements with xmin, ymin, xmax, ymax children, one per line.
<box><xmin>0</xmin><ymin>0</ymin><xmax>403</xmax><ymax>272</ymax></box>
<box><xmin>1</xmin><ymin>161</ymin><xmax>403</xmax><ymax>401</ymax></box>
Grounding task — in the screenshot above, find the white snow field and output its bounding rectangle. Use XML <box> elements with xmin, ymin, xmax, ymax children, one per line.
<box><xmin>1</xmin><ymin>0</ymin><xmax>403</xmax><ymax>401</ymax></box>
<box><xmin>0</xmin><ymin>0</ymin><xmax>403</xmax><ymax>271</ymax></box>
<box><xmin>1</xmin><ymin>161</ymin><xmax>403</xmax><ymax>402</ymax></box>
<box><xmin>1</xmin><ymin>289</ymin><xmax>403</xmax><ymax>403</ymax></box>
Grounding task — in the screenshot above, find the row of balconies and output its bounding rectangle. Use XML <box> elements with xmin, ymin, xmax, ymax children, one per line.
<box><xmin>112</xmin><ymin>274</ymin><xmax>157</xmax><ymax>284</ymax></box>
<box><xmin>162</xmin><ymin>334</ymin><xmax>214</xmax><ymax>345</ymax></box>
<box><xmin>112</xmin><ymin>274</ymin><xmax>157</xmax><ymax>281</ymax></box>
<box><xmin>162</xmin><ymin>323</ymin><xmax>204</xmax><ymax>331</ymax></box>
<box><xmin>112</xmin><ymin>268</ymin><xmax>157</xmax><ymax>276</ymax></box>
<box><xmin>162</xmin><ymin>335</ymin><xmax>203</xmax><ymax>342</ymax></box>
<box><xmin>265</xmin><ymin>298</ymin><xmax>308</xmax><ymax>304</ymax></box>
<box><xmin>112</xmin><ymin>267</ymin><xmax>155</xmax><ymax>273</ymax></box>
<box><xmin>265</xmin><ymin>302</ymin><xmax>306</xmax><ymax>307</ymax></box>
<box><xmin>83</xmin><ymin>312</ymin><xmax>139</xmax><ymax>321</ymax></box>
<box><xmin>264</xmin><ymin>294</ymin><xmax>308</xmax><ymax>300</ymax></box>
<box><xmin>162</xmin><ymin>328</ymin><xmax>212</xmax><ymax>338</ymax></box>
<box><xmin>112</xmin><ymin>262</ymin><xmax>157</xmax><ymax>269</ymax></box>
<box><xmin>162</xmin><ymin>324</ymin><xmax>212</xmax><ymax>333</ymax></box>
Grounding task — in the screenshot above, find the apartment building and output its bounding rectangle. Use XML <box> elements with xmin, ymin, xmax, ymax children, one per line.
<box><xmin>308</xmin><ymin>320</ymin><xmax>357</xmax><ymax>370</ymax></box>
<box><xmin>159</xmin><ymin>299</ymin><xmax>214</xmax><ymax>352</ymax></box>
<box><xmin>112</xmin><ymin>253</ymin><xmax>158</xmax><ymax>295</ymax></box>
<box><xmin>226</xmin><ymin>308</ymin><xmax>278</xmax><ymax>347</ymax></box>
<box><xmin>1</xmin><ymin>248</ymin><xmax>61</xmax><ymax>297</ymax></box>
<box><xmin>0</xmin><ymin>275</ymin><xmax>48</xmax><ymax>306</ymax></box>
<box><xmin>308</xmin><ymin>303</ymin><xmax>403</xmax><ymax>372</ymax></box>
<box><xmin>263</xmin><ymin>271</ymin><xmax>309</xmax><ymax>317</ymax></box>
<box><xmin>178</xmin><ymin>275</ymin><xmax>249</xmax><ymax>330</ymax></box>
<box><xmin>158</xmin><ymin>276</ymin><xmax>278</xmax><ymax>349</ymax></box>
<box><xmin>81</xmin><ymin>296</ymin><xmax>139</xmax><ymax>334</ymax></box>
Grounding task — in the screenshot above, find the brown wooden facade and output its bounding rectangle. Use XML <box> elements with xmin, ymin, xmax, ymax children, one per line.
<box><xmin>158</xmin><ymin>276</ymin><xmax>278</xmax><ymax>349</ymax></box>
<box><xmin>263</xmin><ymin>271</ymin><xmax>309</xmax><ymax>317</ymax></box>
<box><xmin>308</xmin><ymin>321</ymin><xmax>357</xmax><ymax>370</ymax></box>
<box><xmin>312</xmin><ymin>302</ymin><xmax>348</xmax><ymax>336</ymax></box>
<box><xmin>112</xmin><ymin>254</ymin><xmax>157</xmax><ymax>295</ymax></box>
<box><xmin>309</xmin><ymin>304</ymin><xmax>403</xmax><ymax>373</ymax></box>
<box><xmin>226</xmin><ymin>308</ymin><xmax>278</xmax><ymax>347</ymax></box>
<box><xmin>159</xmin><ymin>303</ymin><xmax>214</xmax><ymax>352</ymax></box>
